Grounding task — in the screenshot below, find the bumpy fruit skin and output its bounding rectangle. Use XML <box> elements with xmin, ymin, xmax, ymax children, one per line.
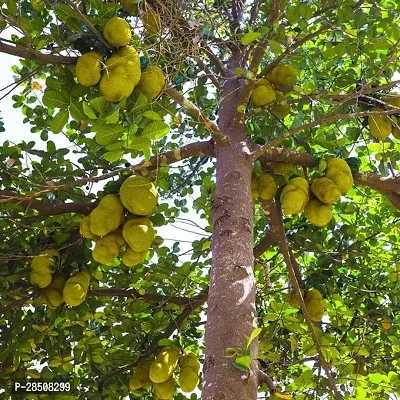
<box><xmin>63</xmin><ymin>272</ymin><xmax>90</xmax><ymax>307</ymax></box>
<box><xmin>89</xmin><ymin>194</ymin><xmax>125</xmax><ymax>237</ymax></box>
<box><xmin>251</xmin><ymin>174</ymin><xmax>260</xmax><ymax>199</ymax></box>
<box><xmin>149</xmin><ymin>347</ymin><xmax>180</xmax><ymax>383</ymax></box>
<box><xmin>179</xmin><ymin>353</ymin><xmax>200</xmax><ymax>372</ymax></box>
<box><xmin>391</xmin><ymin>116</ymin><xmax>400</xmax><ymax>139</ymax></box>
<box><xmin>120</xmin><ymin>0</ymin><xmax>138</xmax><ymax>13</ymax></box>
<box><xmin>92</xmin><ymin>230</ymin><xmax>125</xmax><ymax>264</ymax></box>
<box><xmin>136</xmin><ymin>65</ymin><xmax>165</xmax><ymax>99</ymax></box>
<box><xmin>76</xmin><ymin>52</ymin><xmax>103</xmax><ymax>87</ymax></box>
<box><xmin>153</xmin><ymin>376</ymin><xmax>175</xmax><ymax>399</ymax></box>
<box><xmin>122</xmin><ymin>247</ymin><xmax>147</xmax><ymax>266</ymax></box>
<box><xmin>141</xmin><ymin>9</ymin><xmax>162</xmax><ymax>35</ymax></box>
<box><xmin>311</xmin><ymin>177</ymin><xmax>341</xmax><ymax>204</ymax></box>
<box><xmin>79</xmin><ymin>215</ymin><xmax>97</xmax><ymax>239</ymax></box>
<box><xmin>257</xmin><ymin>174</ymin><xmax>277</xmax><ymax>200</ymax></box>
<box><xmin>368</xmin><ymin>107</ymin><xmax>392</xmax><ymax>139</ymax></box>
<box><xmin>271</xmin><ymin>92</ymin><xmax>290</xmax><ymax>117</ymax></box>
<box><xmin>123</xmin><ymin>218</ymin><xmax>155</xmax><ymax>253</ymax></box>
<box><xmin>384</xmin><ymin>92</ymin><xmax>400</xmax><ymax>108</ymax></box>
<box><xmin>251</xmin><ymin>80</ymin><xmax>276</xmax><ymax>106</ymax></box>
<box><xmin>304</xmin><ymin>199</ymin><xmax>333</xmax><ymax>227</ymax></box>
<box><xmin>274</xmin><ymin>162</ymin><xmax>293</xmax><ymax>175</ymax></box>
<box><xmin>103</xmin><ymin>17</ymin><xmax>132</xmax><ymax>47</ymax></box>
<box><xmin>280</xmin><ymin>177</ymin><xmax>309</xmax><ymax>215</ymax></box>
<box><xmin>178</xmin><ymin>367</ymin><xmax>199</xmax><ymax>393</ymax></box>
<box><xmin>265</xmin><ymin>65</ymin><xmax>297</xmax><ymax>89</ymax></box>
<box><xmin>30</xmin><ymin>250</ymin><xmax>58</xmax><ymax>288</ymax></box>
<box><xmin>129</xmin><ymin>361</ymin><xmax>152</xmax><ymax>390</ymax></box>
<box><xmin>288</xmin><ymin>291</ymin><xmax>301</xmax><ymax>308</ymax></box>
<box><xmin>325</xmin><ymin>158</ymin><xmax>354</xmax><ymax>194</ymax></box>
<box><xmin>43</xmin><ymin>276</ymin><xmax>67</xmax><ymax>308</ymax></box>
<box><xmin>30</xmin><ymin>271</ymin><xmax>52</xmax><ymax>288</ymax></box>
<box><xmin>304</xmin><ymin>289</ymin><xmax>324</xmax><ymax>321</ymax></box>
<box><xmin>100</xmin><ymin>66</ymin><xmax>134</xmax><ymax>102</ymax></box>
<box><xmin>119</xmin><ymin>175</ymin><xmax>158</xmax><ymax>215</ymax></box>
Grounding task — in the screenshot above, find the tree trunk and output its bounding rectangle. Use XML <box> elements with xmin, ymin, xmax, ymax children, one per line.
<box><xmin>202</xmin><ymin>80</ymin><xmax>259</xmax><ymax>399</ymax></box>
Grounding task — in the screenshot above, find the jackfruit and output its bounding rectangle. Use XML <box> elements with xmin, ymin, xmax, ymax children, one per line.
<box><xmin>104</xmin><ymin>46</ymin><xmax>141</xmax><ymax>88</ymax></box>
<box><xmin>311</xmin><ymin>177</ymin><xmax>341</xmax><ymax>204</ymax></box>
<box><xmin>141</xmin><ymin>8</ymin><xmax>162</xmax><ymax>35</ymax></box>
<box><xmin>63</xmin><ymin>272</ymin><xmax>90</xmax><ymax>307</ymax></box>
<box><xmin>392</xmin><ymin>116</ymin><xmax>400</xmax><ymax>139</ymax></box>
<box><xmin>305</xmin><ymin>289</ymin><xmax>324</xmax><ymax>322</ymax></box>
<box><xmin>30</xmin><ymin>271</ymin><xmax>52</xmax><ymax>288</ymax></box>
<box><xmin>304</xmin><ymin>198</ymin><xmax>333</xmax><ymax>227</ymax></box>
<box><xmin>383</xmin><ymin>92</ymin><xmax>400</xmax><ymax>108</ymax></box>
<box><xmin>280</xmin><ymin>177</ymin><xmax>309</xmax><ymax>215</ymax></box>
<box><xmin>89</xmin><ymin>194</ymin><xmax>125</xmax><ymax>237</ymax></box>
<box><xmin>265</xmin><ymin>65</ymin><xmax>297</xmax><ymax>89</ymax></box>
<box><xmin>122</xmin><ymin>247</ymin><xmax>147</xmax><ymax>267</ymax></box>
<box><xmin>251</xmin><ymin>174</ymin><xmax>259</xmax><ymax>199</ymax></box>
<box><xmin>178</xmin><ymin>367</ymin><xmax>199</xmax><ymax>393</ymax></box>
<box><xmin>149</xmin><ymin>347</ymin><xmax>180</xmax><ymax>383</ymax></box>
<box><xmin>136</xmin><ymin>65</ymin><xmax>165</xmax><ymax>99</ymax></box>
<box><xmin>129</xmin><ymin>361</ymin><xmax>152</xmax><ymax>390</ymax></box>
<box><xmin>123</xmin><ymin>217</ymin><xmax>155</xmax><ymax>253</ymax></box>
<box><xmin>120</xmin><ymin>0</ymin><xmax>138</xmax><ymax>14</ymax></box>
<box><xmin>79</xmin><ymin>215</ymin><xmax>97</xmax><ymax>239</ymax></box>
<box><xmin>76</xmin><ymin>52</ymin><xmax>103</xmax><ymax>87</ymax></box>
<box><xmin>325</xmin><ymin>158</ymin><xmax>353</xmax><ymax>194</ymax></box>
<box><xmin>368</xmin><ymin>107</ymin><xmax>392</xmax><ymax>139</ymax></box>
<box><xmin>288</xmin><ymin>291</ymin><xmax>301</xmax><ymax>308</ymax></box>
<box><xmin>100</xmin><ymin>65</ymin><xmax>135</xmax><ymax>102</ymax></box>
<box><xmin>119</xmin><ymin>175</ymin><xmax>158</xmax><ymax>215</ymax></box>
<box><xmin>257</xmin><ymin>174</ymin><xmax>277</xmax><ymax>200</ymax></box>
<box><xmin>30</xmin><ymin>250</ymin><xmax>58</xmax><ymax>288</ymax></box>
<box><xmin>250</xmin><ymin>80</ymin><xmax>276</xmax><ymax>106</ymax></box>
<box><xmin>274</xmin><ymin>162</ymin><xmax>293</xmax><ymax>175</ymax></box>
<box><xmin>179</xmin><ymin>353</ymin><xmax>200</xmax><ymax>372</ymax></box>
<box><xmin>43</xmin><ymin>276</ymin><xmax>66</xmax><ymax>308</ymax></box>
<box><xmin>92</xmin><ymin>229</ymin><xmax>125</xmax><ymax>264</ymax></box>
<box><xmin>103</xmin><ymin>16</ymin><xmax>132</xmax><ymax>47</ymax></box>
<box><xmin>153</xmin><ymin>376</ymin><xmax>175</xmax><ymax>399</ymax></box>
<box><xmin>271</xmin><ymin>92</ymin><xmax>290</xmax><ymax>117</ymax></box>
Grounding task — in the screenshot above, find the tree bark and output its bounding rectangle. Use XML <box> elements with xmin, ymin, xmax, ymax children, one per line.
<box><xmin>202</xmin><ymin>80</ymin><xmax>259</xmax><ymax>399</ymax></box>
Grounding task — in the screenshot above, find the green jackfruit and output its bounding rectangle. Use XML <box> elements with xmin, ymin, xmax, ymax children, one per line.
<box><xmin>304</xmin><ymin>198</ymin><xmax>333</xmax><ymax>227</ymax></box>
<box><xmin>149</xmin><ymin>347</ymin><xmax>180</xmax><ymax>383</ymax></box>
<box><xmin>280</xmin><ymin>177</ymin><xmax>309</xmax><ymax>215</ymax></box>
<box><xmin>136</xmin><ymin>65</ymin><xmax>165</xmax><ymax>99</ymax></box>
<box><xmin>153</xmin><ymin>376</ymin><xmax>175</xmax><ymax>399</ymax></box>
<box><xmin>304</xmin><ymin>289</ymin><xmax>324</xmax><ymax>321</ymax></box>
<box><xmin>265</xmin><ymin>65</ymin><xmax>297</xmax><ymax>89</ymax></box>
<box><xmin>129</xmin><ymin>360</ymin><xmax>152</xmax><ymax>390</ymax></box>
<box><xmin>311</xmin><ymin>177</ymin><xmax>341</xmax><ymax>204</ymax></box>
<box><xmin>43</xmin><ymin>276</ymin><xmax>66</xmax><ymax>308</ymax></box>
<box><xmin>92</xmin><ymin>230</ymin><xmax>125</xmax><ymax>264</ymax></box>
<box><xmin>274</xmin><ymin>162</ymin><xmax>293</xmax><ymax>175</ymax></box>
<box><xmin>257</xmin><ymin>174</ymin><xmax>277</xmax><ymax>200</ymax></box>
<box><xmin>30</xmin><ymin>250</ymin><xmax>58</xmax><ymax>288</ymax></box>
<box><xmin>250</xmin><ymin>80</ymin><xmax>276</xmax><ymax>106</ymax></box>
<box><xmin>120</xmin><ymin>0</ymin><xmax>139</xmax><ymax>14</ymax></box>
<box><xmin>178</xmin><ymin>367</ymin><xmax>199</xmax><ymax>393</ymax></box>
<box><xmin>141</xmin><ymin>8</ymin><xmax>162</xmax><ymax>35</ymax></box>
<box><xmin>103</xmin><ymin>16</ymin><xmax>132</xmax><ymax>47</ymax></box>
<box><xmin>179</xmin><ymin>353</ymin><xmax>200</xmax><ymax>372</ymax></box>
<box><xmin>119</xmin><ymin>175</ymin><xmax>158</xmax><ymax>215</ymax></box>
<box><xmin>30</xmin><ymin>271</ymin><xmax>52</xmax><ymax>288</ymax></box>
<box><xmin>79</xmin><ymin>215</ymin><xmax>97</xmax><ymax>239</ymax></box>
<box><xmin>271</xmin><ymin>92</ymin><xmax>290</xmax><ymax>117</ymax></box>
<box><xmin>325</xmin><ymin>158</ymin><xmax>354</xmax><ymax>194</ymax></box>
<box><xmin>100</xmin><ymin>65</ymin><xmax>135</xmax><ymax>102</ymax></box>
<box><xmin>392</xmin><ymin>116</ymin><xmax>400</xmax><ymax>139</ymax></box>
<box><xmin>122</xmin><ymin>247</ymin><xmax>147</xmax><ymax>267</ymax></box>
<box><xmin>89</xmin><ymin>194</ymin><xmax>125</xmax><ymax>237</ymax></box>
<box><xmin>368</xmin><ymin>107</ymin><xmax>392</xmax><ymax>139</ymax></box>
<box><xmin>76</xmin><ymin>52</ymin><xmax>103</xmax><ymax>87</ymax></box>
<box><xmin>122</xmin><ymin>217</ymin><xmax>155</xmax><ymax>253</ymax></box>
<box><xmin>63</xmin><ymin>272</ymin><xmax>90</xmax><ymax>307</ymax></box>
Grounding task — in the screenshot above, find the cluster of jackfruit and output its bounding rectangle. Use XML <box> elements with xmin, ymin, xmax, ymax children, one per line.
<box><xmin>251</xmin><ymin>173</ymin><xmax>278</xmax><ymax>200</ymax></box>
<box><xmin>41</xmin><ymin>275</ymin><xmax>66</xmax><ymax>308</ymax></box>
<box><xmin>80</xmin><ymin>175</ymin><xmax>158</xmax><ymax>267</ymax></box>
<box><xmin>63</xmin><ymin>271</ymin><xmax>91</xmax><ymax>307</ymax></box>
<box><xmin>279</xmin><ymin>158</ymin><xmax>353</xmax><ymax>227</ymax></box>
<box><xmin>129</xmin><ymin>348</ymin><xmax>200</xmax><ymax>398</ymax></box>
<box><xmin>30</xmin><ymin>250</ymin><xmax>59</xmax><ymax>288</ymax></box>
<box><xmin>75</xmin><ymin>17</ymin><xmax>165</xmax><ymax>102</ymax></box>
<box><xmin>288</xmin><ymin>288</ymin><xmax>324</xmax><ymax>322</ymax></box>
<box><xmin>368</xmin><ymin>93</ymin><xmax>400</xmax><ymax>140</ymax></box>
<box><xmin>250</xmin><ymin>65</ymin><xmax>297</xmax><ymax>117</ymax></box>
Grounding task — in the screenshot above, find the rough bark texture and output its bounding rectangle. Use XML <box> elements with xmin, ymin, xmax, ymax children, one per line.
<box><xmin>202</xmin><ymin>80</ymin><xmax>259</xmax><ymax>399</ymax></box>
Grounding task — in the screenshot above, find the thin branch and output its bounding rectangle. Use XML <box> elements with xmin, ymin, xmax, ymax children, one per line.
<box><xmin>257</xmin><ymin>368</ymin><xmax>277</xmax><ymax>393</ymax></box>
<box><xmin>63</xmin><ymin>0</ymin><xmax>112</xmax><ymax>49</ymax></box>
<box><xmin>194</xmin><ymin>56</ymin><xmax>223</xmax><ymax>90</ymax></box>
<box><xmin>253</xmin><ymin>231</ymin><xmax>276</xmax><ymax>258</ymax></box>
<box><xmin>0</xmin><ymin>40</ymin><xmax>77</xmax><ymax>64</ymax></box>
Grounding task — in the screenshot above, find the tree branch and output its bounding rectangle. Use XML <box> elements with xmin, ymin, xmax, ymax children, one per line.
<box><xmin>0</xmin><ymin>40</ymin><xmax>77</xmax><ymax>64</ymax></box>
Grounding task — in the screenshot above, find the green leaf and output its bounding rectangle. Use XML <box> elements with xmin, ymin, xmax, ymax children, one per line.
<box><xmin>232</xmin><ymin>361</ymin><xmax>250</xmax><ymax>372</ymax></box>
<box><xmin>245</xmin><ymin>328</ymin><xmax>262</xmax><ymax>349</ymax></box>
<box><xmin>142</xmin><ymin>121</ymin><xmax>169</xmax><ymax>140</ymax></box>
<box><xmin>95</xmin><ymin>124</ymin><xmax>125</xmax><ymax>145</ymax></box>
<box><xmin>241</xmin><ymin>31</ymin><xmax>263</xmax><ymax>45</ymax></box>
<box><xmin>127</xmin><ymin>136</ymin><xmax>152</xmax><ymax>152</ymax></box>
<box><xmin>143</xmin><ymin>111</ymin><xmax>162</xmax><ymax>121</ymax></box>
<box><xmin>42</xmin><ymin>90</ymin><xmax>69</xmax><ymax>109</ymax></box>
<box><xmin>50</xmin><ymin>109</ymin><xmax>69</xmax><ymax>134</ymax></box>
<box><xmin>103</xmin><ymin>150</ymin><xmax>125</xmax><ymax>163</ymax></box>
<box><xmin>234</xmin><ymin>355</ymin><xmax>252</xmax><ymax>370</ymax></box>
<box><xmin>70</xmin><ymin>101</ymin><xmax>86</xmax><ymax>122</ymax></box>
<box><xmin>89</xmin><ymin>97</ymin><xmax>107</xmax><ymax>115</ymax></box>
<box><xmin>82</xmin><ymin>102</ymin><xmax>97</xmax><ymax>119</ymax></box>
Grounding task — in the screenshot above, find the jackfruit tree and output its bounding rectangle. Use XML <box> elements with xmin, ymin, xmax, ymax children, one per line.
<box><xmin>0</xmin><ymin>0</ymin><xmax>400</xmax><ymax>399</ymax></box>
